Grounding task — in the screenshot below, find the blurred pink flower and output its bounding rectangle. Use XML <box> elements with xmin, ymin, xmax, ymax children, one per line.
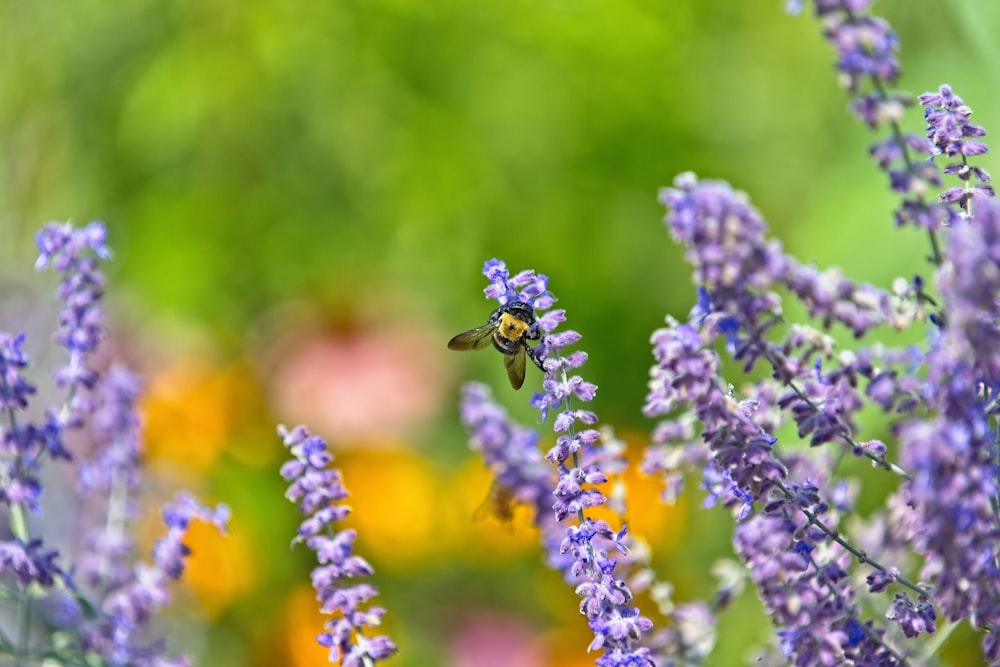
<box><xmin>268</xmin><ymin>316</ymin><xmax>449</xmax><ymax>446</ymax></box>
<box><xmin>450</xmin><ymin>612</ymin><xmax>546</xmax><ymax>667</ymax></box>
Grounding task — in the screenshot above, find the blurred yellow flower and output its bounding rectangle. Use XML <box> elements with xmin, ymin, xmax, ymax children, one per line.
<box><xmin>182</xmin><ymin>512</ymin><xmax>253</xmax><ymax>618</ymax></box>
<box><xmin>143</xmin><ymin>358</ymin><xmax>237</xmax><ymax>472</ymax></box>
<box><xmin>449</xmin><ymin>456</ymin><xmax>539</xmax><ymax>563</ymax></box>
<box><xmin>337</xmin><ymin>448</ymin><xmax>452</xmax><ymax>568</ymax></box>
<box><xmin>284</xmin><ymin>584</ymin><xmax>334</xmax><ymax>667</ymax></box>
<box><xmin>586</xmin><ymin>429</ymin><xmax>687</xmax><ymax>554</ymax></box>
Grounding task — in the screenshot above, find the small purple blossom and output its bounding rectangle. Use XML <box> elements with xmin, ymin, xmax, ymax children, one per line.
<box><xmin>921</xmin><ymin>84</ymin><xmax>990</xmax><ymax>160</ymax></box>
<box><xmin>0</xmin><ymin>332</ymin><xmax>36</xmax><ymax>412</ymax></box>
<box><xmin>279</xmin><ymin>424</ymin><xmax>397</xmax><ymax>665</ymax></box>
<box><xmin>885</xmin><ymin>594</ymin><xmax>937</xmax><ymax>638</ymax></box>
<box><xmin>814</xmin><ymin>0</ymin><xmax>900</xmax><ymax>94</ymax></box>
<box><xmin>0</xmin><ymin>538</ymin><xmax>64</xmax><ymax>587</ymax></box>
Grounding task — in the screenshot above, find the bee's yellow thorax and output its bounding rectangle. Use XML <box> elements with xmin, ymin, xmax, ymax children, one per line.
<box><xmin>498</xmin><ymin>312</ymin><xmax>529</xmax><ymax>340</ymax></box>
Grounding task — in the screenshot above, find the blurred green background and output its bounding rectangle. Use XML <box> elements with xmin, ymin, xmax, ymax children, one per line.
<box><xmin>2</xmin><ymin>1</ymin><xmax>998</xmax><ymax>665</ymax></box>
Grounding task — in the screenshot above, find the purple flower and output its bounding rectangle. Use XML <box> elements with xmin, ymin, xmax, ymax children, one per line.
<box><xmin>735</xmin><ymin>510</ymin><xmax>903</xmax><ymax>667</ymax></box>
<box><xmin>82</xmin><ymin>492</ymin><xmax>229</xmax><ymax>665</ymax></box>
<box><xmin>919</xmin><ymin>84</ymin><xmax>995</xmax><ymax>216</ymax></box>
<box><xmin>885</xmin><ymin>594</ymin><xmax>936</xmax><ymax>638</ymax></box>
<box><xmin>0</xmin><ymin>331</ymin><xmax>61</xmax><ymax>518</ymax></box>
<box><xmin>881</xmin><ymin>201</ymin><xmax>1000</xmax><ymax>652</ymax></box>
<box><xmin>797</xmin><ymin>2</ymin><xmax>960</xmax><ymax>235</ymax></box>
<box><xmin>0</xmin><ymin>220</ymin><xmax>234</xmax><ymax>666</ymax></box>
<box><xmin>812</xmin><ymin>0</ymin><xmax>900</xmax><ymax>94</ymax></box>
<box><xmin>35</xmin><ymin>221</ymin><xmax>111</xmax><ymax>416</ymax></box>
<box><xmin>661</xmin><ymin>173</ymin><xmax>896</xmax><ymax>345</ymax></box>
<box><xmin>459</xmin><ymin>382</ymin><xmax>555</xmax><ymax>526</ymax></box>
<box><xmin>470</xmin><ymin>259</ymin><xmax>655</xmax><ymax>665</ymax></box>
<box><xmin>78</xmin><ymin>365</ymin><xmax>144</xmax><ymax>496</ymax></box>
<box><xmin>0</xmin><ymin>332</ymin><xmax>36</xmax><ymax>412</ymax></box>
<box><xmin>75</xmin><ymin>365</ymin><xmax>148</xmax><ymax>590</ymax></box>
<box><xmin>0</xmin><ymin>538</ymin><xmax>64</xmax><ymax>587</ymax></box>
<box><xmin>658</xmin><ymin>174</ymin><xmax>921</xmax><ymax>484</ymax></box>
<box><xmin>279</xmin><ymin>424</ymin><xmax>397</xmax><ymax>664</ymax></box>
<box><xmin>643</xmin><ymin>199</ymin><xmax>916</xmax><ymax>663</ymax></box>
<box><xmin>920</xmin><ymin>84</ymin><xmax>990</xmax><ymax>159</ymax></box>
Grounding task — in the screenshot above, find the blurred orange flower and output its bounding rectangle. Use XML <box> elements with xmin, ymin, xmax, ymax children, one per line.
<box><xmin>284</xmin><ymin>584</ymin><xmax>335</xmax><ymax>667</ymax></box>
<box><xmin>143</xmin><ymin>358</ymin><xmax>237</xmax><ymax>472</ymax></box>
<box><xmin>450</xmin><ymin>456</ymin><xmax>540</xmax><ymax>563</ymax></box>
<box><xmin>182</xmin><ymin>513</ymin><xmax>253</xmax><ymax>618</ymax></box>
<box><xmin>337</xmin><ymin>448</ymin><xmax>454</xmax><ymax>568</ymax></box>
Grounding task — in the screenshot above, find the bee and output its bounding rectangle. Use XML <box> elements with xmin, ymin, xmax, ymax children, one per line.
<box><xmin>448</xmin><ymin>300</ymin><xmax>545</xmax><ymax>389</ymax></box>
<box><xmin>473</xmin><ymin>479</ymin><xmax>518</xmax><ymax>530</ymax></box>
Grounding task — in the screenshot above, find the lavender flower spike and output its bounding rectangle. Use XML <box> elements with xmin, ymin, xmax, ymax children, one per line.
<box><xmin>919</xmin><ymin>84</ymin><xmax>994</xmax><ymax>216</ymax></box>
<box><xmin>78</xmin><ymin>365</ymin><xmax>145</xmax><ymax>590</ymax></box>
<box><xmin>279</xmin><ymin>424</ymin><xmax>397</xmax><ymax>665</ymax></box>
<box><xmin>85</xmin><ymin>492</ymin><xmax>230</xmax><ymax>664</ymax></box>
<box><xmin>459</xmin><ymin>382</ymin><xmax>554</xmax><ymax>527</ymax></box>
<box><xmin>477</xmin><ymin>259</ymin><xmax>655</xmax><ymax>666</ymax></box>
<box><xmin>35</xmin><ymin>221</ymin><xmax>111</xmax><ymax>418</ymax></box>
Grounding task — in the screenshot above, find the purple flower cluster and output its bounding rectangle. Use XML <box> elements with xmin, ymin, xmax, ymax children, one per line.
<box><xmin>648</xmin><ymin>170</ymin><xmax>971</xmax><ymax>661</ymax></box>
<box><xmin>279</xmin><ymin>424</ymin><xmax>397</xmax><ymax>666</ymax></box>
<box><xmin>885</xmin><ymin>199</ymin><xmax>1000</xmax><ymax>659</ymax></box>
<box><xmin>659</xmin><ymin>174</ymin><xmax>908</xmax><ymax>467</ymax></box>
<box><xmin>812</xmin><ymin>0</ymin><xmax>900</xmax><ymax>95</ymax></box>
<box><xmin>439</xmin><ymin>6</ymin><xmax>1000</xmax><ymax>664</ymax></box>
<box><xmin>0</xmin><ymin>220</ymin><xmax>230</xmax><ymax>666</ymax></box>
<box><xmin>77</xmin><ymin>365</ymin><xmax>146</xmax><ymax>589</ymax></box>
<box><xmin>84</xmin><ymin>493</ymin><xmax>230</xmax><ymax>665</ymax></box>
<box><xmin>459</xmin><ymin>382</ymin><xmax>554</xmax><ymax>528</ymax></box>
<box><xmin>0</xmin><ymin>224</ymin><xmax>113</xmax><ymax>559</ymax></box>
<box><xmin>735</xmin><ymin>513</ymin><xmax>898</xmax><ymax>667</ymax></box>
<box><xmin>468</xmin><ymin>259</ymin><xmax>655</xmax><ymax>667</ymax></box>
<box><xmin>0</xmin><ymin>332</ymin><xmax>59</xmax><ymax>524</ymax></box>
<box><xmin>636</xmin><ymin>3</ymin><xmax>1000</xmax><ymax>664</ymax></box>
<box><xmin>920</xmin><ymin>84</ymin><xmax>994</xmax><ymax>216</ymax></box>
<box><xmin>35</xmin><ymin>221</ymin><xmax>111</xmax><ymax>404</ymax></box>
<box><xmin>803</xmin><ymin>0</ymin><xmax>964</xmax><ymax>235</ymax></box>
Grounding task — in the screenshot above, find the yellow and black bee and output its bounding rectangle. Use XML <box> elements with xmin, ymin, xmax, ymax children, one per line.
<box><xmin>448</xmin><ymin>301</ymin><xmax>545</xmax><ymax>389</ymax></box>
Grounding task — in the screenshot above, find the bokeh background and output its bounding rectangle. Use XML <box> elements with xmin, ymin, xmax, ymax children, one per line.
<box><xmin>2</xmin><ymin>1</ymin><xmax>999</xmax><ymax>665</ymax></box>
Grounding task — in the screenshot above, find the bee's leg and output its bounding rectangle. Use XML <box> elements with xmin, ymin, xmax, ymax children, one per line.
<box><xmin>525</xmin><ymin>342</ymin><xmax>546</xmax><ymax>372</ymax></box>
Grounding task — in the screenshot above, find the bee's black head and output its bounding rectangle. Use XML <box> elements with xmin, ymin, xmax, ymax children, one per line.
<box><xmin>501</xmin><ymin>300</ymin><xmax>535</xmax><ymax>322</ymax></box>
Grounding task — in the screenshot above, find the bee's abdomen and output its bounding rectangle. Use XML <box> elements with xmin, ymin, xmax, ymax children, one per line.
<box><xmin>492</xmin><ymin>333</ymin><xmax>520</xmax><ymax>355</ymax></box>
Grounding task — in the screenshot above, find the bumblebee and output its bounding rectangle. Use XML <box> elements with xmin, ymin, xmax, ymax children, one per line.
<box><xmin>473</xmin><ymin>479</ymin><xmax>518</xmax><ymax>530</ymax></box>
<box><xmin>448</xmin><ymin>300</ymin><xmax>545</xmax><ymax>389</ymax></box>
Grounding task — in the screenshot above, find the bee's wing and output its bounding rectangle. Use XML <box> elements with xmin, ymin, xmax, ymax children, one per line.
<box><xmin>504</xmin><ymin>345</ymin><xmax>526</xmax><ymax>389</ymax></box>
<box><xmin>448</xmin><ymin>324</ymin><xmax>495</xmax><ymax>351</ymax></box>
<box><xmin>472</xmin><ymin>494</ymin><xmax>492</xmax><ymax>523</ymax></box>
<box><xmin>473</xmin><ymin>481</ymin><xmax>516</xmax><ymax>532</ymax></box>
